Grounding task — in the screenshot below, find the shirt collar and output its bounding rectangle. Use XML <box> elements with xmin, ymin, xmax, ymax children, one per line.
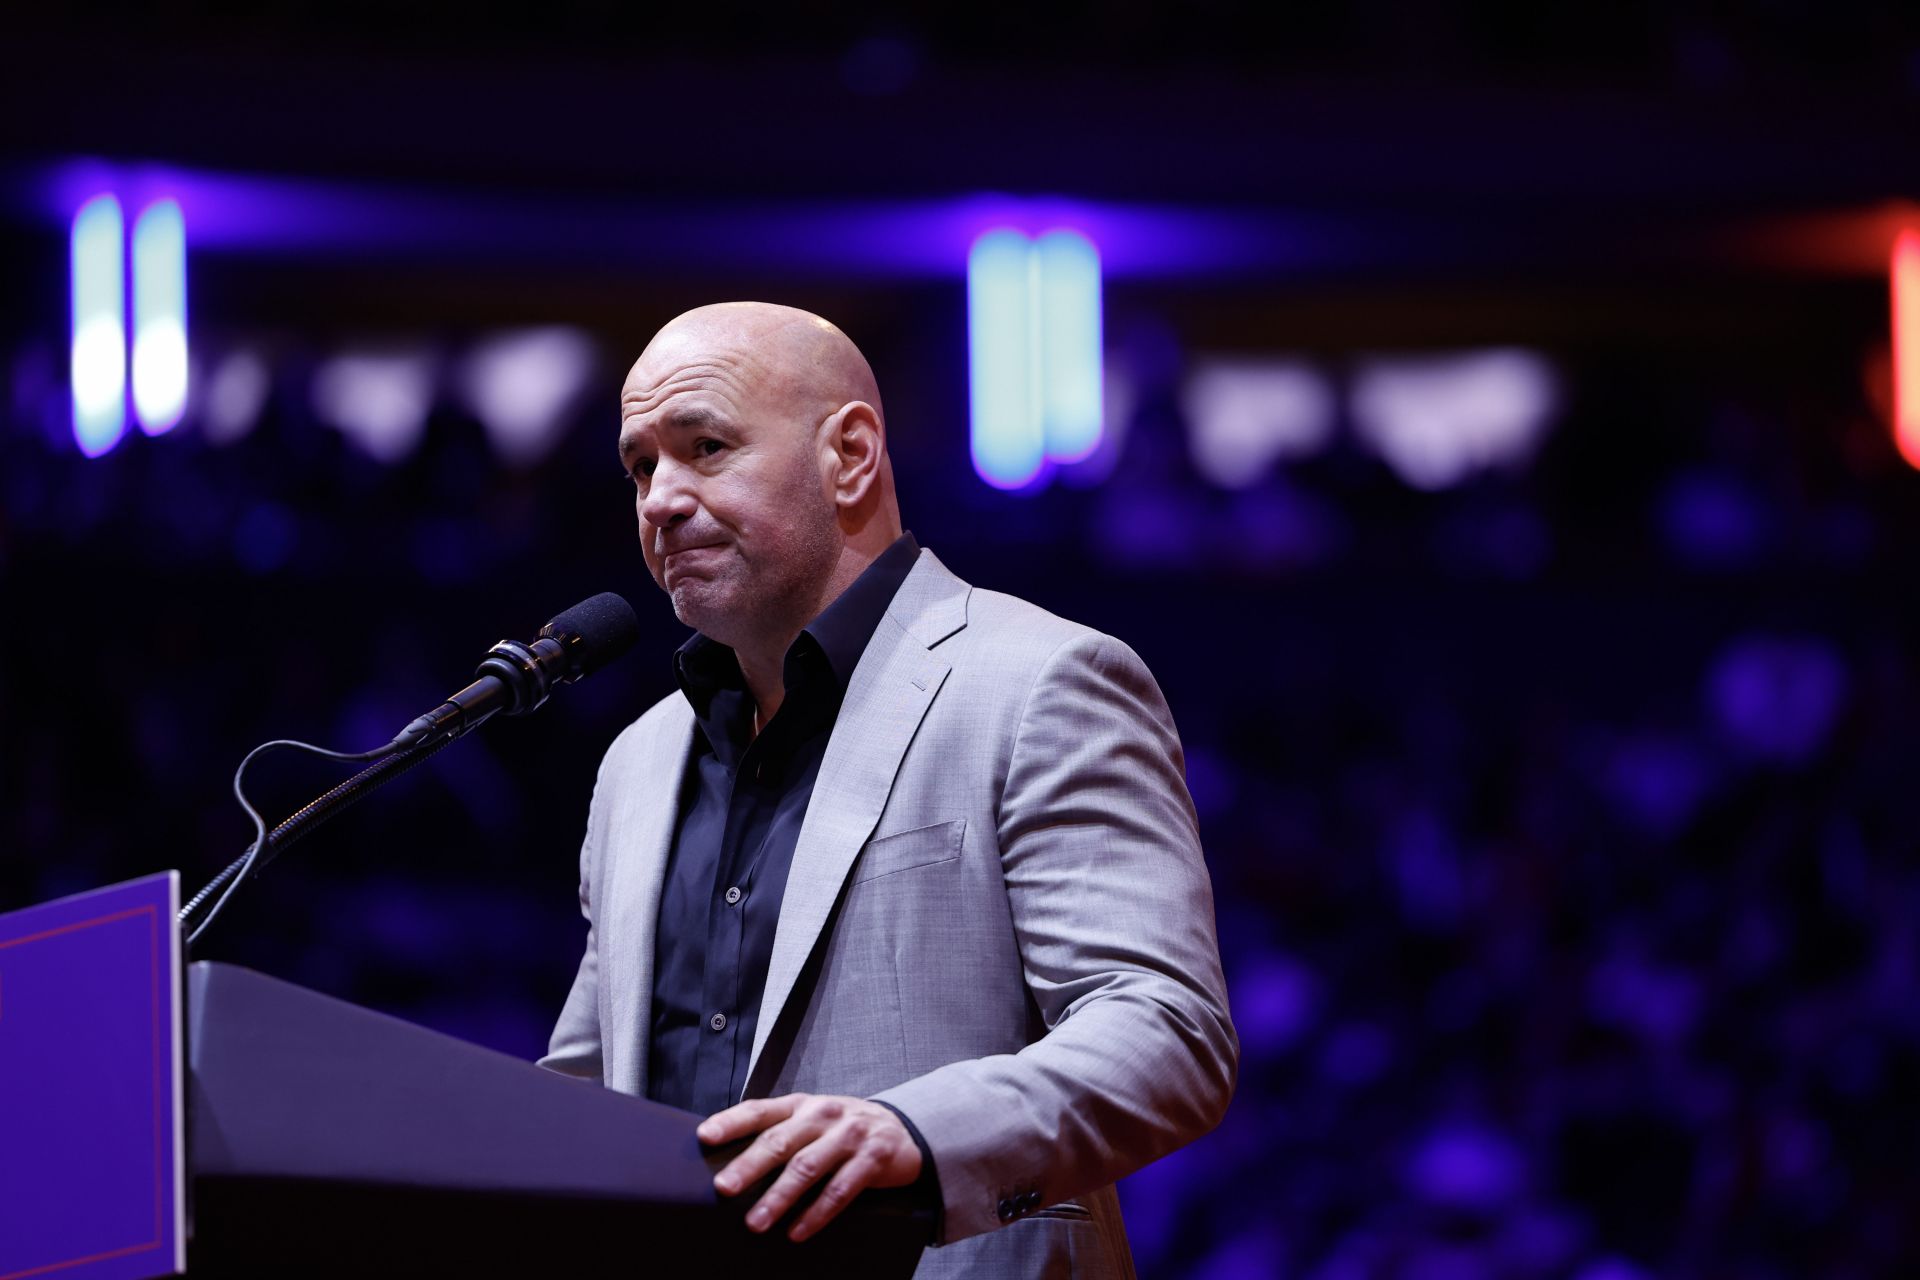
<box><xmin>803</xmin><ymin>530</ymin><xmax>921</xmax><ymax>693</ymax></box>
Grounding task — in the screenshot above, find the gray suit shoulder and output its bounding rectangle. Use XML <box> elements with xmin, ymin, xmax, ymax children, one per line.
<box><xmin>960</xmin><ymin>585</ymin><xmax>1149</xmax><ymax>676</ymax></box>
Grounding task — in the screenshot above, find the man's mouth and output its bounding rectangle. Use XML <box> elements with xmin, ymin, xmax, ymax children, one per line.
<box><xmin>660</xmin><ymin>543</ymin><xmax>727</xmax><ymax>580</ymax></box>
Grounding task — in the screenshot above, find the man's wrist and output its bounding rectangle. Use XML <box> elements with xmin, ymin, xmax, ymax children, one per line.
<box><xmin>871</xmin><ymin>1098</ymin><xmax>943</xmax><ymax>1232</ymax></box>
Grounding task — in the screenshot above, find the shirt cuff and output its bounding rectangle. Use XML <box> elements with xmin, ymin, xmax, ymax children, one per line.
<box><xmin>871</xmin><ymin>1098</ymin><xmax>944</xmax><ymax>1240</ymax></box>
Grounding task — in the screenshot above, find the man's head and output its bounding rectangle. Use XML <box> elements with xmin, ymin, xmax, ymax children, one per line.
<box><xmin>618</xmin><ymin>302</ymin><xmax>901</xmax><ymax>653</ymax></box>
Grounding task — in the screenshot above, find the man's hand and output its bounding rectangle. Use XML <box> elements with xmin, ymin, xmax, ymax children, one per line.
<box><xmin>698</xmin><ymin>1094</ymin><xmax>923</xmax><ymax>1241</ymax></box>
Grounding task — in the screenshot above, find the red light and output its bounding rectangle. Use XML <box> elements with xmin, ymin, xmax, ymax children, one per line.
<box><xmin>1895</xmin><ymin>229</ymin><xmax>1920</xmax><ymax>469</ymax></box>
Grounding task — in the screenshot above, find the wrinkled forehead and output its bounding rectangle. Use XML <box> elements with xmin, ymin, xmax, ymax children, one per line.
<box><xmin>625</xmin><ymin>319</ymin><xmax>828</xmax><ymax>415</ymax></box>
<box><xmin>627</xmin><ymin>322</ymin><xmax>757</xmax><ymax>394</ymax></box>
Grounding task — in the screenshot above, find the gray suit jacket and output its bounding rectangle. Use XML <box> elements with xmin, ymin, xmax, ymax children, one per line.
<box><xmin>542</xmin><ymin>549</ymin><xmax>1237</xmax><ymax>1278</ymax></box>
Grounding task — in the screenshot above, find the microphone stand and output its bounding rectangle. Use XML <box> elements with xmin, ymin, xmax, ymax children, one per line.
<box><xmin>178</xmin><ymin>733</ymin><xmax>460</xmax><ymax>942</ymax></box>
<box><xmin>176</xmin><ymin>591</ymin><xmax>640</xmax><ymax>945</ymax></box>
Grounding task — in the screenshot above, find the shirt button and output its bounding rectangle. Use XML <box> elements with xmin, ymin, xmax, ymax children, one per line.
<box><xmin>708</xmin><ymin>1012</ymin><xmax>727</xmax><ymax>1032</ymax></box>
<box><xmin>724</xmin><ymin>886</ymin><xmax>743</xmax><ymax>905</ymax></box>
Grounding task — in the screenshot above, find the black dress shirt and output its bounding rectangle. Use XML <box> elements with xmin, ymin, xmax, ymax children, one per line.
<box><xmin>646</xmin><ymin>532</ymin><xmax>922</xmax><ymax>1117</ymax></box>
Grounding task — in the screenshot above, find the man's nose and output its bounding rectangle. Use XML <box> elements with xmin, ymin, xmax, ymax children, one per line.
<box><xmin>640</xmin><ymin>459</ymin><xmax>697</xmax><ymax>528</ymax></box>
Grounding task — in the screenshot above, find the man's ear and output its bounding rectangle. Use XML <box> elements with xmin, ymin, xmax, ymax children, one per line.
<box><xmin>823</xmin><ymin>400</ymin><xmax>885</xmax><ymax>509</ymax></box>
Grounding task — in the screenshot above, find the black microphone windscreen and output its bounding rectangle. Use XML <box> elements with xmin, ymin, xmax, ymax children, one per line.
<box><xmin>544</xmin><ymin>593</ymin><xmax>641</xmax><ymax>675</ymax></box>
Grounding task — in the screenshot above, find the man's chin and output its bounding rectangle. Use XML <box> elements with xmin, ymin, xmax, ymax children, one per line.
<box><xmin>668</xmin><ymin>580</ymin><xmax>745</xmax><ymax>639</ymax></box>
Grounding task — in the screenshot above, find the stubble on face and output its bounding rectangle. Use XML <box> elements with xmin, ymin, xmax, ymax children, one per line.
<box><xmin>659</xmin><ymin>429</ymin><xmax>841</xmax><ymax>651</ymax></box>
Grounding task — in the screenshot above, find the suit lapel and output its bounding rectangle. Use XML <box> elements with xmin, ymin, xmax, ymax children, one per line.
<box><xmin>744</xmin><ymin>551</ymin><xmax>968</xmax><ymax>1087</ymax></box>
<box><xmin>601</xmin><ymin>698</ymin><xmax>694</xmax><ymax>1098</ymax></box>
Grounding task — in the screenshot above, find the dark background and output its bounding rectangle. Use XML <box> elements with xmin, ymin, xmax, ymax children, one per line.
<box><xmin>5</xmin><ymin>5</ymin><xmax>1920</xmax><ymax>1276</ymax></box>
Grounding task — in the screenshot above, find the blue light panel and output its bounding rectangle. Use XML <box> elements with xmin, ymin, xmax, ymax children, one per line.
<box><xmin>1035</xmin><ymin>229</ymin><xmax>1102</xmax><ymax>464</ymax></box>
<box><xmin>968</xmin><ymin>228</ymin><xmax>1045</xmax><ymax>490</ymax></box>
<box><xmin>70</xmin><ymin>193</ymin><xmax>126</xmax><ymax>457</ymax></box>
<box><xmin>132</xmin><ymin>199</ymin><xmax>188</xmax><ymax>435</ymax></box>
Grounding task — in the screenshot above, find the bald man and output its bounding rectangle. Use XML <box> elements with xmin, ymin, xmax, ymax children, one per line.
<box><xmin>542</xmin><ymin>303</ymin><xmax>1237</xmax><ymax>1279</ymax></box>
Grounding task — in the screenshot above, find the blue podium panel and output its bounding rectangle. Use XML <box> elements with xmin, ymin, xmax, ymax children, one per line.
<box><xmin>0</xmin><ymin>873</ymin><xmax>184</xmax><ymax>1280</ymax></box>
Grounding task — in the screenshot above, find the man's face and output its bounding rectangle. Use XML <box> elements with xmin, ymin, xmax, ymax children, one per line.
<box><xmin>618</xmin><ymin>334</ymin><xmax>841</xmax><ymax>647</ymax></box>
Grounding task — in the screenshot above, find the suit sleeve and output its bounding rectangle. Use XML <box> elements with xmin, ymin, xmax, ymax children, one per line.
<box><xmin>538</xmin><ymin>758</ymin><xmax>608</xmax><ymax>1081</ymax></box>
<box><xmin>871</xmin><ymin>631</ymin><xmax>1239</xmax><ymax>1242</ymax></box>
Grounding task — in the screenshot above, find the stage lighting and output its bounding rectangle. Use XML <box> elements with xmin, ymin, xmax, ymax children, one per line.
<box><xmin>969</xmin><ymin>228</ymin><xmax>1044</xmax><ymax>490</ymax></box>
<box><xmin>204</xmin><ymin>349</ymin><xmax>272</xmax><ymax>446</ymax></box>
<box><xmin>968</xmin><ymin>227</ymin><xmax>1104</xmax><ymax>490</ymax></box>
<box><xmin>1351</xmin><ymin>350</ymin><xmax>1558</xmax><ymax>491</ymax></box>
<box><xmin>311</xmin><ymin>348</ymin><xmax>436</xmax><ymax>463</ymax></box>
<box><xmin>1035</xmin><ymin>230</ymin><xmax>1102</xmax><ymax>464</ymax></box>
<box><xmin>70</xmin><ymin>193</ymin><xmax>126</xmax><ymax>458</ymax></box>
<box><xmin>1894</xmin><ymin>229</ymin><xmax>1920</xmax><ymax>469</ymax></box>
<box><xmin>457</xmin><ymin>327</ymin><xmax>597</xmax><ymax>468</ymax></box>
<box><xmin>1183</xmin><ymin>358</ymin><xmax>1336</xmax><ymax>489</ymax></box>
<box><xmin>132</xmin><ymin>199</ymin><xmax>188</xmax><ymax>435</ymax></box>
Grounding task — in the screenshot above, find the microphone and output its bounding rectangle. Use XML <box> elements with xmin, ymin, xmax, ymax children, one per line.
<box><xmin>390</xmin><ymin>593</ymin><xmax>640</xmax><ymax>750</ymax></box>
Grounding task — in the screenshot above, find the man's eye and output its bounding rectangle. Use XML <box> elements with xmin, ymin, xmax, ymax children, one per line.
<box><xmin>634</xmin><ymin>458</ymin><xmax>656</xmax><ymax>479</ymax></box>
<box><xmin>696</xmin><ymin>438</ymin><xmax>725</xmax><ymax>457</ymax></box>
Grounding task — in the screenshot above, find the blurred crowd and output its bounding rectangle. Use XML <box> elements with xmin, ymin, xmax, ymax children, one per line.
<box><xmin>4</xmin><ymin>304</ymin><xmax>1919</xmax><ymax>1278</ymax></box>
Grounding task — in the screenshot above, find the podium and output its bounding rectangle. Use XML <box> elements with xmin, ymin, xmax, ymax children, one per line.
<box><xmin>0</xmin><ymin>875</ymin><xmax>930</xmax><ymax>1279</ymax></box>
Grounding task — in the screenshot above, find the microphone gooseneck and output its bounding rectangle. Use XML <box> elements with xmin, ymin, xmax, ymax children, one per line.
<box><xmin>181</xmin><ymin>592</ymin><xmax>640</xmax><ymax>945</ymax></box>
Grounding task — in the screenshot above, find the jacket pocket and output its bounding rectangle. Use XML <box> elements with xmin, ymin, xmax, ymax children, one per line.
<box><xmin>850</xmin><ymin>818</ymin><xmax>966</xmax><ymax>884</ymax></box>
<box><xmin>1029</xmin><ymin>1202</ymin><xmax>1092</xmax><ymax>1222</ymax></box>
